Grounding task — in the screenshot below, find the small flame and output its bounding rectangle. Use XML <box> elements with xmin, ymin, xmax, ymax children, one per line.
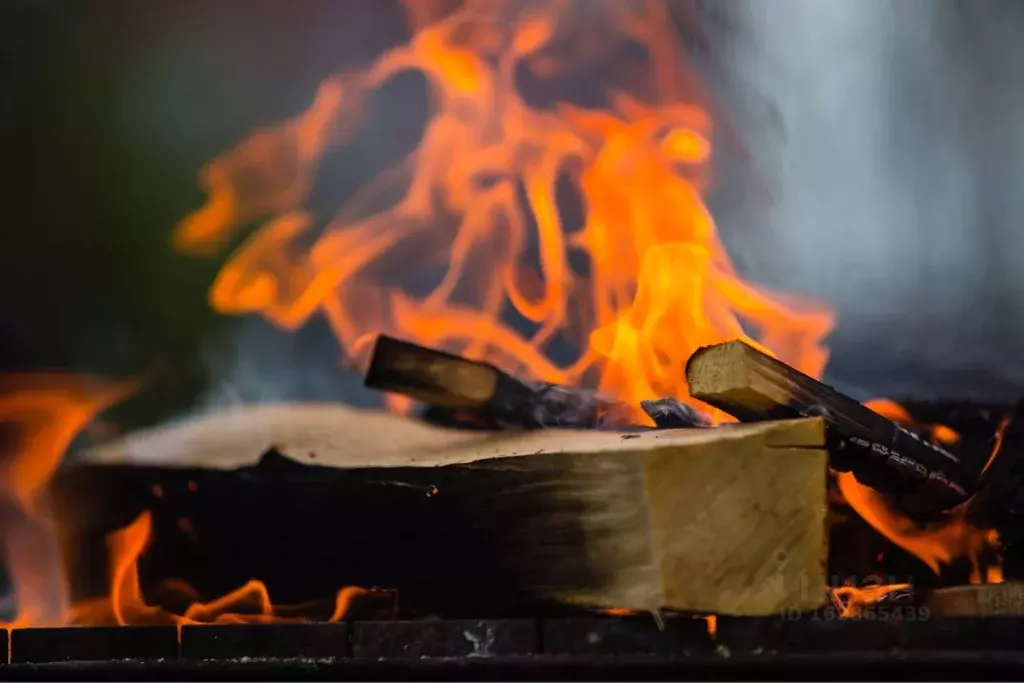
<box><xmin>983</xmin><ymin>411</ymin><xmax>1014</xmax><ymax>476</ymax></box>
<box><xmin>0</xmin><ymin>374</ymin><xmax>139</xmax><ymax>518</ymax></box>
<box><xmin>0</xmin><ymin>373</ymin><xmax>138</xmax><ymax>628</ymax></box>
<box><xmin>174</xmin><ymin>0</ymin><xmax>833</xmax><ymax>421</ymax></box>
<box><xmin>863</xmin><ymin>398</ymin><xmax>961</xmax><ymax>447</ymax></box>
<box><xmin>836</xmin><ymin>400</ymin><xmax>1001</xmax><ymax>579</ymax></box>
<box><xmin>0</xmin><ymin>373</ymin><xmax>369</xmax><ymax>628</ymax></box>
<box><xmin>830</xmin><ymin>583</ymin><xmax>910</xmax><ymax>618</ymax></box>
<box><xmin>69</xmin><ymin>510</ymin><xmax>371</xmax><ymax>626</ymax></box>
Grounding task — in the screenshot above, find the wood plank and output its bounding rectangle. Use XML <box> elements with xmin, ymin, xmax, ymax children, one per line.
<box><xmin>66</xmin><ymin>409</ymin><xmax>828</xmax><ymax>616</ymax></box>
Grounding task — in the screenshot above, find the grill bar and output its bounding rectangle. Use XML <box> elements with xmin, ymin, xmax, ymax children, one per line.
<box><xmin>1</xmin><ymin>616</ymin><xmax>1024</xmax><ymax>676</ymax></box>
<box><xmin>3</xmin><ymin>652</ymin><xmax>1024</xmax><ymax>682</ymax></box>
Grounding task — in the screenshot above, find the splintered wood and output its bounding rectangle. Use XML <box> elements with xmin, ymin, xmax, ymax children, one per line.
<box><xmin>76</xmin><ymin>405</ymin><xmax>829</xmax><ymax>616</ymax></box>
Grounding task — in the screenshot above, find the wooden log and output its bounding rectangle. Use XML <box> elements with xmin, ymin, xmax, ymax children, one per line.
<box><xmin>924</xmin><ymin>582</ymin><xmax>1024</xmax><ymax>615</ymax></box>
<box><xmin>64</xmin><ymin>406</ymin><xmax>829</xmax><ymax>617</ymax></box>
<box><xmin>685</xmin><ymin>340</ymin><xmax>975</xmax><ymax>515</ymax></box>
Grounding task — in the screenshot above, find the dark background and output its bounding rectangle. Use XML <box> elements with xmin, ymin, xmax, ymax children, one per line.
<box><xmin>5</xmin><ymin>0</ymin><xmax>1024</xmax><ymax>434</ymax></box>
<box><xmin>4</xmin><ymin>0</ymin><xmax>416</xmax><ymax>428</ymax></box>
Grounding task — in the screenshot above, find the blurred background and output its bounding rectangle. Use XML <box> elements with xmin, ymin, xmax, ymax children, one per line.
<box><xmin>5</xmin><ymin>0</ymin><xmax>1024</xmax><ymax>433</ymax></box>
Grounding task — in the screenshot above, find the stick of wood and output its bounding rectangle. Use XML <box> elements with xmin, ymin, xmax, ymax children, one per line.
<box><xmin>67</xmin><ymin>406</ymin><xmax>828</xmax><ymax>616</ymax></box>
<box><xmin>685</xmin><ymin>340</ymin><xmax>974</xmax><ymax>515</ymax></box>
<box><xmin>364</xmin><ymin>335</ymin><xmax>707</xmax><ymax>429</ymax></box>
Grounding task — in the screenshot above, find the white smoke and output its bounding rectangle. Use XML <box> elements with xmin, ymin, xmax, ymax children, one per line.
<box><xmin>708</xmin><ymin>0</ymin><xmax>1024</xmax><ymax>398</ymax></box>
<box><xmin>195</xmin><ymin>318</ymin><xmax>379</xmax><ymax>412</ymax></box>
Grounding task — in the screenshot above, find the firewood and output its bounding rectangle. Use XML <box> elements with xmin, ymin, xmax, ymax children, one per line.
<box><xmin>685</xmin><ymin>340</ymin><xmax>975</xmax><ymax>515</ymax></box>
<box><xmin>364</xmin><ymin>335</ymin><xmax>637</xmax><ymax>428</ymax></box>
<box><xmin>924</xmin><ymin>582</ymin><xmax>1024</xmax><ymax>615</ymax></box>
<box><xmin>67</xmin><ymin>406</ymin><xmax>828</xmax><ymax>616</ymax></box>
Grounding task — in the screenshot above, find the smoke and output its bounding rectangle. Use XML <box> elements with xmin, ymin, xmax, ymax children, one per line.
<box><xmin>191</xmin><ymin>0</ymin><xmax>1024</xmax><ymax>406</ymax></box>
<box><xmin>707</xmin><ymin>0</ymin><xmax>1024</xmax><ymax>399</ymax></box>
<box><xmin>195</xmin><ymin>318</ymin><xmax>379</xmax><ymax>412</ymax></box>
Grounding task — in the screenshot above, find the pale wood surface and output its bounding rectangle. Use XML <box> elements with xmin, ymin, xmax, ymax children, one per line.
<box><xmin>80</xmin><ymin>402</ymin><xmax>824</xmax><ymax>469</ymax></box>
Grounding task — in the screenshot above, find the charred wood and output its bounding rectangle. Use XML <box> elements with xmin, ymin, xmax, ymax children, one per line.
<box><xmin>365</xmin><ymin>335</ymin><xmax>708</xmax><ymax>429</ymax></box>
<box><xmin>639</xmin><ymin>398</ymin><xmax>710</xmax><ymax>429</ymax></box>
<box><xmin>685</xmin><ymin>340</ymin><xmax>977</xmax><ymax>516</ymax></box>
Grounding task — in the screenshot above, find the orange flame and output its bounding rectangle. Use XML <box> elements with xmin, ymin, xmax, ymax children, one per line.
<box><xmin>3</xmin><ymin>1</ymin><xmax>1003</xmax><ymax>630</ymax></box>
<box><xmin>0</xmin><ymin>373</ymin><xmax>369</xmax><ymax>628</ymax></box>
<box><xmin>830</xmin><ymin>582</ymin><xmax>910</xmax><ymax>618</ymax></box>
<box><xmin>174</xmin><ymin>0</ymin><xmax>833</xmax><ymax>420</ymax></box>
<box><xmin>0</xmin><ymin>373</ymin><xmax>138</xmax><ymax>628</ymax></box>
<box><xmin>70</xmin><ymin>511</ymin><xmax>370</xmax><ymax>627</ymax></box>
<box><xmin>0</xmin><ymin>374</ymin><xmax>139</xmax><ymax>518</ymax></box>
<box><xmin>836</xmin><ymin>400</ymin><xmax>1001</xmax><ymax>580</ymax></box>
<box><xmin>864</xmin><ymin>398</ymin><xmax>962</xmax><ymax>447</ymax></box>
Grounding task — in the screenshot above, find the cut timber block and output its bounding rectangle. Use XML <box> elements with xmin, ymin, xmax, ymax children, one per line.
<box><xmin>639</xmin><ymin>418</ymin><xmax>828</xmax><ymax>615</ymax></box>
<box><xmin>686</xmin><ymin>340</ymin><xmax>971</xmax><ymax>514</ymax></box>
<box><xmin>72</xmin><ymin>405</ymin><xmax>829</xmax><ymax>616</ymax></box>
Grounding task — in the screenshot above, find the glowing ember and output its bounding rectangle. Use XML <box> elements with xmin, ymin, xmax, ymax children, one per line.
<box><xmin>174</xmin><ymin>0</ymin><xmax>833</xmax><ymax>421</ymax></box>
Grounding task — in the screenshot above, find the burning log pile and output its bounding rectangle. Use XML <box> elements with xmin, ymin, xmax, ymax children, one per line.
<box><xmin>5</xmin><ymin>2</ymin><xmax>1024</xmax><ymax>673</ymax></box>
<box><xmin>56</xmin><ymin>340</ymin><xmax>829</xmax><ymax>618</ymax></box>
<box><xmin>46</xmin><ymin>334</ymin><xmax>1020</xmax><ymax>629</ymax></box>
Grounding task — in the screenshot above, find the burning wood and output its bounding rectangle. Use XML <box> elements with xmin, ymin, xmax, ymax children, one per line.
<box><xmin>685</xmin><ymin>340</ymin><xmax>976</xmax><ymax>515</ymax></box>
<box><xmin>365</xmin><ymin>335</ymin><xmax>708</xmax><ymax>429</ymax></box>
<box><xmin>69</xmin><ymin>405</ymin><xmax>828</xmax><ymax>617</ymax></box>
<box><xmin>364</xmin><ymin>335</ymin><xmax>630</xmax><ymax>428</ymax></box>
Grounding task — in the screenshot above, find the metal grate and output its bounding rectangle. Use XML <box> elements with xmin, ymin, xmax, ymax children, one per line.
<box><xmin>4</xmin><ymin>616</ymin><xmax>1024</xmax><ymax>680</ymax></box>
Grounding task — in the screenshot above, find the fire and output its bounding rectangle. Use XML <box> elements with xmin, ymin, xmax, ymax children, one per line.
<box><xmin>830</xmin><ymin>583</ymin><xmax>911</xmax><ymax>619</ymax></box>
<box><xmin>0</xmin><ymin>373</ymin><xmax>138</xmax><ymax>627</ymax></box>
<box><xmin>836</xmin><ymin>472</ymin><xmax>996</xmax><ymax>577</ymax></box>
<box><xmin>864</xmin><ymin>398</ymin><xmax>962</xmax><ymax>447</ymax></box>
<box><xmin>834</xmin><ymin>400</ymin><xmax>1002</xmax><ymax>581</ymax></box>
<box><xmin>0</xmin><ymin>375</ymin><xmax>366</xmax><ymax>628</ymax></box>
<box><xmin>0</xmin><ymin>0</ymin><xmax>1006</xmax><ymax>631</ymax></box>
<box><xmin>69</xmin><ymin>511</ymin><xmax>369</xmax><ymax>627</ymax></box>
<box><xmin>174</xmin><ymin>0</ymin><xmax>833</xmax><ymax>419</ymax></box>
